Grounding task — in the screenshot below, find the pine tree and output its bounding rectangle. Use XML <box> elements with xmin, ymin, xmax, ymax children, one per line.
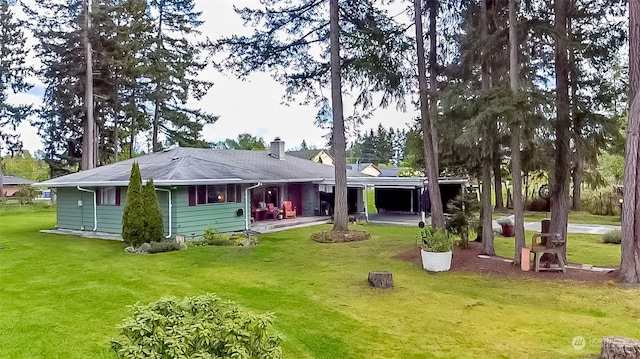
<box><xmin>122</xmin><ymin>162</ymin><xmax>145</xmax><ymax>246</ymax></box>
<box><xmin>147</xmin><ymin>0</ymin><xmax>216</xmax><ymax>151</ymax></box>
<box><xmin>0</xmin><ymin>0</ymin><xmax>33</xmax><ymax>199</ymax></box>
<box><xmin>142</xmin><ymin>178</ymin><xmax>164</xmax><ymax>242</ymax></box>
<box><xmin>27</xmin><ymin>1</ymin><xmax>88</xmax><ymax>174</ymax></box>
<box><xmin>621</xmin><ymin>0</ymin><xmax>640</xmax><ymax>284</ymax></box>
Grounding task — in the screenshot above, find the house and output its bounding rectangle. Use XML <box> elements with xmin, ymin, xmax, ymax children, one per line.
<box><xmin>1</xmin><ymin>175</ymin><xmax>33</xmax><ymax>197</ymax></box>
<box><xmin>286</xmin><ymin>149</ymin><xmax>334</xmax><ymax>165</ymax></box>
<box><xmin>35</xmin><ymin>139</ymin><xmax>368</xmax><ymax>238</ymax></box>
<box><xmin>346</xmin><ymin>163</ymin><xmax>380</xmax><ymax>177</ymax></box>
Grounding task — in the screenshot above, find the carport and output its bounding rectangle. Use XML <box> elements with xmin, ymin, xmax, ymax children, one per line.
<box><xmin>347</xmin><ymin>176</ymin><xmax>469</xmax><ymax>222</ymax></box>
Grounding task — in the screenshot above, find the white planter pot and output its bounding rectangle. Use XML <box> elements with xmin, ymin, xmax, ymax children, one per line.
<box><xmin>420</xmin><ymin>249</ymin><xmax>452</xmax><ymax>272</ymax></box>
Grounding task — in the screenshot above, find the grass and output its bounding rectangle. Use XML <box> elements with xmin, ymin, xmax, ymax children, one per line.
<box><xmin>493</xmin><ymin>231</ymin><xmax>621</xmax><ymax>267</ymax></box>
<box><xmin>492</xmin><ymin>210</ymin><xmax>621</xmax><ymax>226</ymax></box>
<box><xmin>1</xmin><ymin>207</ymin><xmax>639</xmax><ymax>358</ymax></box>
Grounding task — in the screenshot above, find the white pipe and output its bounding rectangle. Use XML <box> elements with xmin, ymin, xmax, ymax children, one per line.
<box><xmin>155</xmin><ymin>188</ymin><xmax>172</xmax><ymax>238</ymax></box>
<box><xmin>245</xmin><ymin>182</ymin><xmax>262</xmax><ymax>230</ymax></box>
<box><xmin>421</xmin><ymin>187</ymin><xmax>426</xmax><ymax>223</ymax></box>
<box><xmin>364</xmin><ymin>184</ymin><xmax>369</xmax><ymax>221</ymax></box>
<box><xmin>76</xmin><ymin>186</ymin><xmax>97</xmax><ymax>231</ymax></box>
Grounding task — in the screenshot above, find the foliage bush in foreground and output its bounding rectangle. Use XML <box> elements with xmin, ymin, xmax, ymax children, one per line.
<box><xmin>602</xmin><ymin>229</ymin><xmax>622</xmax><ymax>244</ymax></box>
<box><xmin>112</xmin><ymin>293</ymin><xmax>283</xmax><ymax>359</ymax></box>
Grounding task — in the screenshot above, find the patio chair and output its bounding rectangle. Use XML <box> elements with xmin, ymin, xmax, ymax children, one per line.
<box><xmin>266</xmin><ymin>203</ymin><xmax>280</xmax><ymax>220</ymax></box>
<box><xmin>283</xmin><ymin>201</ymin><xmax>296</xmax><ymax>219</ymax></box>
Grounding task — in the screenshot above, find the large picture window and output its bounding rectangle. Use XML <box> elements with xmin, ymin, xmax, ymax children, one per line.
<box><xmin>189</xmin><ymin>185</ymin><xmax>239</xmax><ymax>206</ymax></box>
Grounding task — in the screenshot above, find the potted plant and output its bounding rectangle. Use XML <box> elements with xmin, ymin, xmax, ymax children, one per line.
<box><xmin>418</xmin><ymin>222</ymin><xmax>455</xmax><ymax>272</ymax></box>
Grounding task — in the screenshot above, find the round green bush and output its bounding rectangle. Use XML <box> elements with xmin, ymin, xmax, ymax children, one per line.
<box><xmin>112</xmin><ymin>293</ymin><xmax>283</xmax><ymax>359</ymax></box>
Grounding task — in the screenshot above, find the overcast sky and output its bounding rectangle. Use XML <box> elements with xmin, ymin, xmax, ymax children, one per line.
<box><xmin>11</xmin><ymin>0</ymin><xmax>419</xmax><ymax>154</ymax></box>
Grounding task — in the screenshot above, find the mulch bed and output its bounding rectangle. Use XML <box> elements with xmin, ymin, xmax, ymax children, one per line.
<box><xmin>394</xmin><ymin>241</ymin><xmax>619</xmax><ymax>283</ymax></box>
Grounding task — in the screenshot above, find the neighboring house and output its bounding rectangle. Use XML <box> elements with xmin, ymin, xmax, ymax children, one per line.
<box><xmin>347</xmin><ymin>163</ymin><xmax>380</xmax><ymax>177</ymax></box>
<box><xmin>286</xmin><ymin>149</ymin><xmax>334</xmax><ymax>165</ymax></box>
<box><xmin>1</xmin><ymin>175</ymin><xmax>33</xmax><ymax>197</ymax></box>
<box><xmin>35</xmin><ymin>139</ymin><xmax>368</xmax><ymax>237</ymax></box>
<box><xmin>377</xmin><ymin>167</ymin><xmax>407</xmax><ymax>177</ymax></box>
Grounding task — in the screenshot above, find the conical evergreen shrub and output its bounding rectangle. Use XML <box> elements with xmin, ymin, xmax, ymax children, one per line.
<box><xmin>122</xmin><ymin>162</ymin><xmax>146</xmax><ymax>246</ymax></box>
<box><xmin>143</xmin><ymin>178</ymin><xmax>164</xmax><ymax>242</ymax></box>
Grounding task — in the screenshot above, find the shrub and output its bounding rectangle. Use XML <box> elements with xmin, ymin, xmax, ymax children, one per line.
<box><xmin>15</xmin><ymin>184</ymin><xmax>37</xmax><ymax>204</ymax></box>
<box><xmin>310</xmin><ymin>230</ymin><xmax>370</xmax><ymax>243</ymax></box>
<box><xmin>419</xmin><ymin>226</ymin><xmax>455</xmax><ymax>252</ymax></box>
<box><xmin>582</xmin><ymin>189</ymin><xmax>621</xmax><ymax>216</ymax></box>
<box><xmin>148</xmin><ymin>240</ymin><xmax>182</xmax><ymax>254</ymax></box>
<box><xmin>602</xmin><ymin>229</ymin><xmax>622</xmax><ymax>244</ymax></box>
<box><xmin>111</xmin><ymin>293</ymin><xmax>283</xmax><ymax>359</ymax></box>
<box><xmin>122</xmin><ymin>162</ymin><xmax>146</xmax><ymax>247</ymax></box>
<box><xmin>188</xmin><ymin>227</ymin><xmax>259</xmax><ymax>247</ymax></box>
<box><xmin>142</xmin><ymin>178</ymin><xmax>164</xmax><ymax>243</ymax></box>
<box><xmin>445</xmin><ymin>193</ymin><xmax>479</xmax><ymax>248</ymax></box>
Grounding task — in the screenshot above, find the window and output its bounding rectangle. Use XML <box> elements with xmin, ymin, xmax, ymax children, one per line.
<box><xmin>98</xmin><ymin>187</ymin><xmax>120</xmax><ymax>206</ymax></box>
<box><xmin>189</xmin><ymin>185</ymin><xmax>239</xmax><ymax>206</ymax></box>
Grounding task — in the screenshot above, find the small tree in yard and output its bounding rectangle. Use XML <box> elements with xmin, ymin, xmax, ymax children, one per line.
<box><xmin>142</xmin><ymin>178</ymin><xmax>163</xmax><ymax>242</ymax></box>
<box><xmin>122</xmin><ymin>162</ymin><xmax>145</xmax><ymax>247</ymax></box>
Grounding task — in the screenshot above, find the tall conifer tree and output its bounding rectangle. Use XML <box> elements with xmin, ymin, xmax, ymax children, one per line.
<box><xmin>0</xmin><ymin>0</ymin><xmax>32</xmax><ymax>199</ymax></box>
<box><xmin>147</xmin><ymin>0</ymin><xmax>216</xmax><ymax>151</ymax></box>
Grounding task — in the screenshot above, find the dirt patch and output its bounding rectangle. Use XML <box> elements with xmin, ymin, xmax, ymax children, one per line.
<box><xmin>394</xmin><ymin>241</ymin><xmax>619</xmax><ymax>283</ymax></box>
<box><xmin>311</xmin><ymin>230</ymin><xmax>370</xmax><ymax>243</ymax></box>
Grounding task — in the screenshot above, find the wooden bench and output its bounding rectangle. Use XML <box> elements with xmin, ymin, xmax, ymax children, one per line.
<box><xmin>530</xmin><ymin>233</ymin><xmax>566</xmax><ymax>273</ymax></box>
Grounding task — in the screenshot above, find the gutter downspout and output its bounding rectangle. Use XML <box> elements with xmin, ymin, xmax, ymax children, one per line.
<box><xmin>245</xmin><ymin>182</ymin><xmax>262</xmax><ymax>230</ymax></box>
<box><xmin>364</xmin><ymin>184</ymin><xmax>369</xmax><ymax>222</ymax></box>
<box><xmin>76</xmin><ymin>186</ymin><xmax>97</xmax><ymax>231</ymax></box>
<box><xmin>155</xmin><ymin>188</ymin><xmax>172</xmax><ymax>238</ymax></box>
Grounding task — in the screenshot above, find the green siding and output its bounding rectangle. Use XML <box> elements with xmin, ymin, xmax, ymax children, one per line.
<box><xmin>56</xmin><ymin>184</ymin><xmax>248</xmax><ymax>237</ymax></box>
<box><xmin>173</xmin><ymin>186</ymin><xmax>247</xmax><ymax>236</ymax></box>
<box><xmin>56</xmin><ymin>188</ymin><xmax>85</xmax><ymax>230</ymax></box>
<box><xmin>56</xmin><ymin>187</ymin><xmax>100</xmax><ymax>231</ymax></box>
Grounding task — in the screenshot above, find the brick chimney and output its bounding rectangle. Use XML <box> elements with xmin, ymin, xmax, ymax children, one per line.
<box><xmin>269</xmin><ymin>137</ymin><xmax>285</xmax><ymax>159</ymax></box>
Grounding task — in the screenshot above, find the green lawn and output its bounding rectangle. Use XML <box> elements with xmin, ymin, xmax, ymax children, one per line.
<box><xmin>492</xmin><ymin>210</ymin><xmax>621</xmax><ymax>226</ymax></box>
<box><xmin>493</xmin><ymin>232</ymin><xmax>621</xmax><ymax>267</ymax></box>
<box><xmin>1</xmin><ymin>207</ymin><xmax>639</xmax><ymax>358</ymax></box>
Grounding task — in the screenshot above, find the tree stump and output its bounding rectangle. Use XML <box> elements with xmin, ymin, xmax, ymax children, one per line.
<box><xmin>601</xmin><ymin>336</ymin><xmax>640</xmax><ymax>359</ymax></box>
<box><xmin>368</xmin><ymin>271</ymin><xmax>393</xmax><ymax>289</ymax></box>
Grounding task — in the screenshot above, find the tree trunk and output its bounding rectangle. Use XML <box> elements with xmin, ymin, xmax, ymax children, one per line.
<box><xmin>368</xmin><ymin>271</ymin><xmax>394</xmax><ymax>289</ymax></box>
<box><xmin>494</xmin><ymin>157</ymin><xmax>504</xmax><ymax>210</ymax></box>
<box><xmin>621</xmin><ymin>0</ymin><xmax>640</xmax><ymax>284</ymax></box>
<box><xmin>428</xmin><ymin>0</ymin><xmax>439</xmax><ymax>159</ymax></box>
<box><xmin>509</xmin><ymin>0</ymin><xmax>525</xmax><ymax>265</ymax></box>
<box><xmin>330</xmin><ymin>0</ymin><xmax>348</xmax><ymax>232</ymax></box>
<box><xmin>481</xmin><ymin>157</ymin><xmax>495</xmax><ymax>255</ymax></box>
<box><xmin>152</xmin><ymin>99</ymin><xmax>161</xmax><ymax>152</ymax></box>
<box><xmin>82</xmin><ymin>0</ymin><xmax>95</xmax><ymax>170</ymax></box>
<box><xmin>480</xmin><ymin>0</ymin><xmax>494</xmax><ymax>255</ymax></box>
<box><xmin>568</xmin><ymin>1</ymin><xmax>581</xmax><ymax>211</ymax></box>
<box><xmin>414</xmin><ymin>0</ymin><xmax>444</xmax><ymax>228</ymax></box>
<box><xmin>550</xmin><ymin>0</ymin><xmax>570</xmax><ymax>256</ymax></box>
<box><xmin>572</xmin><ymin>145</ymin><xmax>583</xmax><ymax>211</ymax></box>
<box><xmin>600</xmin><ymin>337</ymin><xmax>640</xmax><ymax>359</ymax></box>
